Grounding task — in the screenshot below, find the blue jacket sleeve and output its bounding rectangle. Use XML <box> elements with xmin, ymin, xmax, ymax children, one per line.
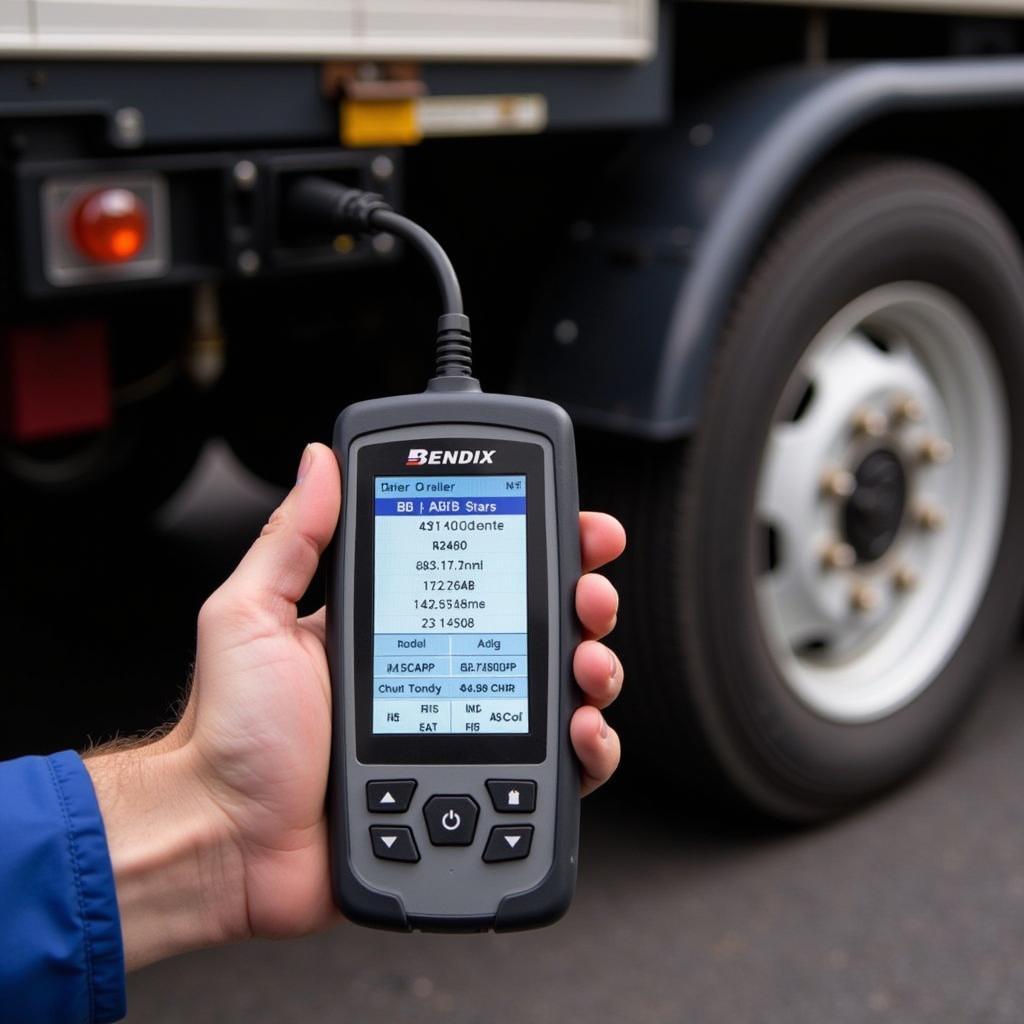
<box><xmin>0</xmin><ymin>751</ymin><xmax>126</xmax><ymax>1024</ymax></box>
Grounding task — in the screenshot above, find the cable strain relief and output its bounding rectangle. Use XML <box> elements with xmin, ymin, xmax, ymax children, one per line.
<box><xmin>433</xmin><ymin>313</ymin><xmax>474</xmax><ymax>380</ymax></box>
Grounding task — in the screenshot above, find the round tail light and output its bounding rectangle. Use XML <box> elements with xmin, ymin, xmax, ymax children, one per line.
<box><xmin>71</xmin><ymin>188</ymin><xmax>148</xmax><ymax>264</ymax></box>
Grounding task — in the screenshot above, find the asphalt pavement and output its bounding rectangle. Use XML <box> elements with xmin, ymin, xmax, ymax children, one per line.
<box><xmin>5</xmin><ymin>443</ymin><xmax>1023</xmax><ymax>1023</ymax></box>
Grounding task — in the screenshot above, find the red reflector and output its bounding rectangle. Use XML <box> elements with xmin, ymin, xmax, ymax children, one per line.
<box><xmin>71</xmin><ymin>188</ymin><xmax>148</xmax><ymax>264</ymax></box>
<box><xmin>0</xmin><ymin>321</ymin><xmax>111</xmax><ymax>442</ymax></box>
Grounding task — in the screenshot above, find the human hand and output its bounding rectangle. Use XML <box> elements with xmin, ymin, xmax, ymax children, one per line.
<box><xmin>87</xmin><ymin>442</ymin><xmax>625</xmax><ymax>970</ymax></box>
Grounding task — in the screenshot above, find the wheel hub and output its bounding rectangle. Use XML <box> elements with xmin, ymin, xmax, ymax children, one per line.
<box><xmin>842</xmin><ymin>448</ymin><xmax>907</xmax><ymax>563</ymax></box>
<box><xmin>755</xmin><ymin>283</ymin><xmax>1009</xmax><ymax>722</ymax></box>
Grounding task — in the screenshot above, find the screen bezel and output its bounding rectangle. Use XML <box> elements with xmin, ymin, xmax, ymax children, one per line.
<box><xmin>354</xmin><ymin>436</ymin><xmax>548</xmax><ymax>764</ymax></box>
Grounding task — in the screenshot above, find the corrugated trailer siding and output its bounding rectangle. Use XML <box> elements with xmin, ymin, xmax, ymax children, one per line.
<box><xmin>35</xmin><ymin>0</ymin><xmax>357</xmax><ymax>37</ymax></box>
<box><xmin>0</xmin><ymin>0</ymin><xmax>654</xmax><ymax>60</ymax></box>
<box><xmin>362</xmin><ymin>0</ymin><xmax>651</xmax><ymax>57</ymax></box>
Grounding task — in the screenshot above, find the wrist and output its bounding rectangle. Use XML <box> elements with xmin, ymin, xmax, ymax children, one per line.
<box><xmin>85</xmin><ymin>740</ymin><xmax>248</xmax><ymax>971</ymax></box>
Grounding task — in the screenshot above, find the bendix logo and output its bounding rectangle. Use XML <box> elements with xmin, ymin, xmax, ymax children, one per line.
<box><xmin>406</xmin><ymin>448</ymin><xmax>496</xmax><ymax>467</ymax></box>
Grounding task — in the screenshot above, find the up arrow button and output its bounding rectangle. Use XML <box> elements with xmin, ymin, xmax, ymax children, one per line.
<box><xmin>367</xmin><ymin>779</ymin><xmax>417</xmax><ymax>813</ymax></box>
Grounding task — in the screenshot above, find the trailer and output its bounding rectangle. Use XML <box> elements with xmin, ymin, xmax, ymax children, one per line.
<box><xmin>4</xmin><ymin>0</ymin><xmax>1024</xmax><ymax>820</ymax></box>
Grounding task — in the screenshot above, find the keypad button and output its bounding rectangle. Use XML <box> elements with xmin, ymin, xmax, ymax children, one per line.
<box><xmin>370</xmin><ymin>826</ymin><xmax>420</xmax><ymax>863</ymax></box>
<box><xmin>486</xmin><ymin>780</ymin><xmax>537</xmax><ymax>814</ymax></box>
<box><xmin>482</xmin><ymin>825</ymin><xmax>533</xmax><ymax>863</ymax></box>
<box><xmin>367</xmin><ymin>779</ymin><xmax>417</xmax><ymax>813</ymax></box>
<box><xmin>423</xmin><ymin>795</ymin><xmax>479</xmax><ymax>846</ymax></box>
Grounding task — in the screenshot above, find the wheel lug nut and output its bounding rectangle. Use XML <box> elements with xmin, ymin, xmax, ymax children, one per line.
<box><xmin>892</xmin><ymin>564</ymin><xmax>919</xmax><ymax>592</ymax></box>
<box><xmin>821</xmin><ymin>541</ymin><xmax>857</xmax><ymax>570</ymax></box>
<box><xmin>820</xmin><ymin>468</ymin><xmax>856</xmax><ymax>499</ymax></box>
<box><xmin>918</xmin><ymin>436</ymin><xmax>954</xmax><ymax>465</ymax></box>
<box><xmin>914</xmin><ymin>503</ymin><xmax>947</xmax><ymax>531</ymax></box>
<box><xmin>852</xmin><ymin>406</ymin><xmax>888</xmax><ymax>438</ymax></box>
<box><xmin>891</xmin><ymin>394</ymin><xmax>924</xmax><ymax>423</ymax></box>
<box><xmin>850</xmin><ymin>581</ymin><xmax>881</xmax><ymax>613</ymax></box>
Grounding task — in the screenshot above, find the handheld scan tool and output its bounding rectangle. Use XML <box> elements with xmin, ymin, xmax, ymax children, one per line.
<box><xmin>288</xmin><ymin>179</ymin><xmax>582</xmax><ymax>932</ymax></box>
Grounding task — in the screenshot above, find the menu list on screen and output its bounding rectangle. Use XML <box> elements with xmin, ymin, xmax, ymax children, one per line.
<box><xmin>372</xmin><ymin>473</ymin><xmax>529</xmax><ymax>735</ymax></box>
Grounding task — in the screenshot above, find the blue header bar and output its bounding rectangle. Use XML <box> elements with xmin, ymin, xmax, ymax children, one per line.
<box><xmin>375</xmin><ymin>496</ymin><xmax>526</xmax><ymax>516</ymax></box>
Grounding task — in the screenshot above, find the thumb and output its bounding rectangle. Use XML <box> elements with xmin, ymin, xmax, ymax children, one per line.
<box><xmin>215</xmin><ymin>442</ymin><xmax>341</xmax><ymax>626</ymax></box>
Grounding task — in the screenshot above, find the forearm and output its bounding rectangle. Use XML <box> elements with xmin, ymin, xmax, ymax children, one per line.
<box><xmin>84</xmin><ymin>742</ymin><xmax>248</xmax><ymax>971</ymax></box>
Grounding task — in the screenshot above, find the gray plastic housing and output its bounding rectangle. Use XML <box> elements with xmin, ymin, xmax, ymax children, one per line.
<box><xmin>327</xmin><ymin>387</ymin><xmax>581</xmax><ymax>932</ymax></box>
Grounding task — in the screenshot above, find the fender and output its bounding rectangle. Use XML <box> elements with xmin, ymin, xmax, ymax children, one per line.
<box><xmin>515</xmin><ymin>58</ymin><xmax>1024</xmax><ymax>440</ymax></box>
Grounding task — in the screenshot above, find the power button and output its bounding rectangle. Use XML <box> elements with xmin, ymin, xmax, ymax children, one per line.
<box><xmin>423</xmin><ymin>795</ymin><xmax>479</xmax><ymax>846</ymax></box>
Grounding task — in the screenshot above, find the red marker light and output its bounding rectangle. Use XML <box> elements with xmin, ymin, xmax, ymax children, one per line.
<box><xmin>71</xmin><ymin>188</ymin><xmax>148</xmax><ymax>264</ymax></box>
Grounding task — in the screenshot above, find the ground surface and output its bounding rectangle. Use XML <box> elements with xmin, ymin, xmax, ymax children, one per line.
<box><xmin>5</xmin><ymin>444</ymin><xmax>1022</xmax><ymax>1023</ymax></box>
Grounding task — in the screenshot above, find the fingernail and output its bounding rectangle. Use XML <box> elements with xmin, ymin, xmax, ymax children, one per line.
<box><xmin>607</xmin><ymin>650</ymin><xmax>617</xmax><ymax>680</ymax></box>
<box><xmin>599</xmin><ymin>715</ymin><xmax>609</xmax><ymax>740</ymax></box>
<box><xmin>296</xmin><ymin>444</ymin><xmax>313</xmax><ymax>485</ymax></box>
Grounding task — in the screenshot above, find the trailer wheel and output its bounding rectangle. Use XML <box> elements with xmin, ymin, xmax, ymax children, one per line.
<box><xmin>600</xmin><ymin>159</ymin><xmax>1024</xmax><ymax>820</ymax></box>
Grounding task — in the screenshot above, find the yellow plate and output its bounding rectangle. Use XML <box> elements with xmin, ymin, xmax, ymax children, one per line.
<box><xmin>341</xmin><ymin>99</ymin><xmax>421</xmax><ymax>148</ymax></box>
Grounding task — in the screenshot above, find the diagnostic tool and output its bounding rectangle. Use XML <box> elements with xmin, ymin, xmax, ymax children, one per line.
<box><xmin>290</xmin><ymin>178</ymin><xmax>582</xmax><ymax>932</ymax></box>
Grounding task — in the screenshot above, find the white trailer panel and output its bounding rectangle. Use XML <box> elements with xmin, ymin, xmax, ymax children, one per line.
<box><xmin>0</xmin><ymin>0</ymin><xmax>28</xmax><ymax>33</ymax></box>
<box><xmin>361</xmin><ymin>0</ymin><xmax>653</xmax><ymax>60</ymax></box>
<box><xmin>0</xmin><ymin>0</ymin><xmax>654</xmax><ymax>61</ymax></box>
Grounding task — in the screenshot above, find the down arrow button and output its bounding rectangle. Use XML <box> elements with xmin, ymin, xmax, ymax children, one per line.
<box><xmin>483</xmin><ymin>825</ymin><xmax>533</xmax><ymax>862</ymax></box>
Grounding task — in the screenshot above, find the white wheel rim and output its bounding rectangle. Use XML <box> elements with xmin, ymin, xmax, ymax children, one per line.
<box><xmin>755</xmin><ymin>283</ymin><xmax>1010</xmax><ymax>723</ymax></box>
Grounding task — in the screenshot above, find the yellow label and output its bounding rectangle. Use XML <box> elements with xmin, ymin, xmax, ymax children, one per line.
<box><xmin>341</xmin><ymin>99</ymin><xmax>422</xmax><ymax>148</ymax></box>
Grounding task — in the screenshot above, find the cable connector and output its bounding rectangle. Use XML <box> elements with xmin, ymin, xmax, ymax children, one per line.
<box><xmin>287</xmin><ymin>176</ymin><xmax>391</xmax><ymax>232</ymax></box>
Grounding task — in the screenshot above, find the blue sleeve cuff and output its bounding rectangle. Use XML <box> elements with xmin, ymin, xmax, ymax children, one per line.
<box><xmin>0</xmin><ymin>751</ymin><xmax>126</xmax><ymax>1023</ymax></box>
<box><xmin>48</xmin><ymin>751</ymin><xmax>127</xmax><ymax>1024</ymax></box>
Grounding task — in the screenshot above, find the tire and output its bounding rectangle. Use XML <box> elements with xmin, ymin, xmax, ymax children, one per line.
<box><xmin>595</xmin><ymin>158</ymin><xmax>1024</xmax><ymax>821</ymax></box>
